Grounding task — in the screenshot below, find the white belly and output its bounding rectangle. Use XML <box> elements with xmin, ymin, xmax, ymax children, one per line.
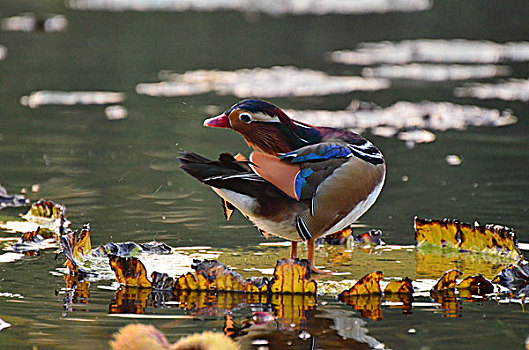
<box><xmin>324</xmin><ymin>172</ymin><xmax>385</xmax><ymax>235</ymax></box>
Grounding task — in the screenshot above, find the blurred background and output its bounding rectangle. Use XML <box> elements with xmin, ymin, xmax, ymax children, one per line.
<box><xmin>0</xmin><ymin>0</ymin><xmax>528</xmax><ymax>348</ymax></box>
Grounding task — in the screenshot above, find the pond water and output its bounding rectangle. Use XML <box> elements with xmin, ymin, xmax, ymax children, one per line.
<box><xmin>1</xmin><ymin>0</ymin><xmax>529</xmax><ymax>349</ymax></box>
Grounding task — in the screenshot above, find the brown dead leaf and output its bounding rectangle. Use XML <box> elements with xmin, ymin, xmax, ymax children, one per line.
<box><xmin>339</xmin><ymin>271</ymin><xmax>383</xmax><ymax>297</ymax></box>
<box><xmin>456</xmin><ymin>274</ymin><xmax>493</xmax><ymax>296</ymax></box>
<box><xmin>269</xmin><ymin>259</ymin><xmax>317</xmax><ymax>294</ymax></box>
<box><xmin>432</xmin><ymin>269</ymin><xmax>462</xmax><ymax>290</ymax></box>
<box><xmin>324</xmin><ymin>226</ymin><xmax>353</xmax><ymax>245</ymax></box>
<box><xmin>384</xmin><ymin>277</ymin><xmax>413</xmax><ymax>295</ymax></box>
<box><xmin>415</xmin><ymin>217</ymin><xmax>521</xmax><ymax>260</ymax></box>
<box><xmin>109</xmin><ymin>256</ymin><xmax>152</xmax><ymax>288</ymax></box>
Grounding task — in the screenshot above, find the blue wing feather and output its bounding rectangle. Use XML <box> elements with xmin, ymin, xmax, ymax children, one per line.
<box><xmin>280</xmin><ymin>144</ymin><xmax>352</xmax><ymax>163</ymax></box>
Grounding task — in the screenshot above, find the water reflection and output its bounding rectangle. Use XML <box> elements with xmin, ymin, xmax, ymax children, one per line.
<box><xmin>456</xmin><ymin>78</ymin><xmax>529</xmax><ymax>102</ymax></box>
<box><xmin>1</xmin><ymin>14</ymin><xmax>67</xmax><ymax>33</ymax></box>
<box><xmin>68</xmin><ymin>0</ymin><xmax>431</xmax><ymax>15</ymax></box>
<box><xmin>362</xmin><ymin>64</ymin><xmax>510</xmax><ymax>81</ymax></box>
<box><xmin>331</xmin><ymin>40</ymin><xmax>529</xmax><ymax>65</ymax></box>
<box><xmin>136</xmin><ymin>66</ymin><xmax>389</xmax><ymax>98</ymax></box>
<box><xmin>287</xmin><ymin>100</ymin><xmax>517</xmax><ymax>147</ymax></box>
<box><xmin>20</xmin><ymin>91</ymin><xmax>126</xmax><ymax>109</ymax></box>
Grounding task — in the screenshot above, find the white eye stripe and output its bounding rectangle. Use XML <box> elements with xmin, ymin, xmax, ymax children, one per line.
<box><xmin>249</xmin><ymin>112</ymin><xmax>281</xmax><ymax>123</ymax></box>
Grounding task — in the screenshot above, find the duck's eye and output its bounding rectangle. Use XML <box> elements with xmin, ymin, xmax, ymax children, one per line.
<box><xmin>239</xmin><ymin>113</ymin><xmax>252</xmax><ymax>123</ymax></box>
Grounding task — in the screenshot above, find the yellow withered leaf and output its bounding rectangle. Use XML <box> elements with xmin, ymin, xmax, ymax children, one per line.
<box><xmin>243</xmin><ymin>277</ymin><xmax>268</xmax><ymax>294</ymax></box>
<box><xmin>72</xmin><ymin>224</ymin><xmax>91</xmax><ymax>261</ymax></box>
<box><xmin>193</xmin><ymin>260</ymin><xmax>245</xmax><ymax>292</ymax></box>
<box><xmin>60</xmin><ymin>224</ymin><xmax>92</xmax><ymax>273</ymax></box>
<box><xmin>109</xmin><ymin>256</ymin><xmax>152</xmax><ymax>288</ymax></box>
<box><xmin>456</xmin><ymin>274</ymin><xmax>494</xmax><ymax>296</ymax></box>
<box><xmin>22</xmin><ymin>199</ymin><xmax>64</xmax><ymax>222</ymax></box>
<box><xmin>339</xmin><ymin>271</ymin><xmax>383</xmax><ymax>297</ymax></box>
<box><xmin>384</xmin><ymin>277</ymin><xmax>413</xmax><ymax>295</ymax></box>
<box><xmin>174</xmin><ymin>272</ymin><xmax>198</xmax><ymax>290</ymax></box>
<box><xmin>324</xmin><ymin>226</ymin><xmax>353</xmax><ymax>245</ymax></box>
<box><xmin>269</xmin><ymin>259</ymin><xmax>317</xmax><ymax>294</ymax></box>
<box><xmin>432</xmin><ymin>269</ymin><xmax>462</xmax><ymax>290</ymax></box>
<box><xmin>20</xmin><ymin>228</ymin><xmax>41</xmax><ymax>242</ymax></box>
<box><xmin>415</xmin><ymin>217</ymin><xmax>522</xmax><ymax>260</ymax></box>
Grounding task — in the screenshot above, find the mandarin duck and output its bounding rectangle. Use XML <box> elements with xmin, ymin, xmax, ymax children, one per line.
<box><xmin>179</xmin><ymin>99</ymin><xmax>385</xmax><ymax>273</ymax></box>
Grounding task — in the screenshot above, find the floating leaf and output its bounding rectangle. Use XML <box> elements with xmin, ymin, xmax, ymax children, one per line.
<box><xmin>244</xmin><ymin>276</ymin><xmax>268</xmax><ymax>294</ymax></box>
<box><xmin>339</xmin><ymin>271</ymin><xmax>383</xmax><ymax>297</ymax></box>
<box><xmin>492</xmin><ymin>260</ymin><xmax>529</xmax><ymax>297</ymax></box>
<box><xmin>415</xmin><ymin>217</ymin><xmax>522</xmax><ymax>260</ymax></box>
<box><xmin>269</xmin><ymin>259</ymin><xmax>317</xmax><ymax>294</ymax></box>
<box><xmin>174</xmin><ymin>272</ymin><xmax>199</xmax><ymax>290</ymax></box>
<box><xmin>323</xmin><ymin>226</ymin><xmax>353</xmax><ymax>245</ymax></box>
<box><xmin>60</xmin><ymin>224</ymin><xmax>92</xmax><ymax>272</ymax></box>
<box><xmin>456</xmin><ymin>274</ymin><xmax>493</xmax><ymax>296</ymax></box>
<box><xmin>192</xmin><ymin>260</ymin><xmax>246</xmax><ymax>292</ymax></box>
<box><xmin>95</xmin><ymin>241</ymin><xmax>172</xmax><ymax>257</ymax></box>
<box><xmin>354</xmin><ymin>229</ymin><xmax>384</xmax><ymax>246</ymax></box>
<box><xmin>150</xmin><ymin>271</ymin><xmax>174</xmax><ymax>291</ymax></box>
<box><xmin>22</xmin><ymin>200</ymin><xmax>63</xmax><ymax>222</ymax></box>
<box><xmin>109</xmin><ymin>255</ymin><xmax>152</xmax><ymax>288</ymax></box>
<box><xmin>0</xmin><ymin>185</ymin><xmax>28</xmax><ymax>210</ymax></box>
<box><xmin>21</xmin><ymin>199</ymin><xmax>67</xmax><ymax>233</ymax></box>
<box><xmin>432</xmin><ymin>269</ymin><xmax>462</xmax><ymax>290</ymax></box>
<box><xmin>10</xmin><ymin>227</ymin><xmax>43</xmax><ymax>253</ymax></box>
<box><xmin>384</xmin><ymin>277</ymin><xmax>413</xmax><ymax>295</ymax></box>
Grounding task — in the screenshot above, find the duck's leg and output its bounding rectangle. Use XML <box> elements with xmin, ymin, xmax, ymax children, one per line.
<box><xmin>307</xmin><ymin>239</ymin><xmax>331</xmax><ymax>275</ymax></box>
<box><xmin>290</xmin><ymin>240</ymin><xmax>298</xmax><ymax>259</ymax></box>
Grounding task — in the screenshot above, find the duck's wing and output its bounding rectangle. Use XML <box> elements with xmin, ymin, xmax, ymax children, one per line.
<box><xmin>251</xmin><ymin>142</ymin><xmax>385</xmax><ymax>240</ymax></box>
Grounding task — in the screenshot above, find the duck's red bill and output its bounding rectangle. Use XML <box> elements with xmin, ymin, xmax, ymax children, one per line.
<box><xmin>204</xmin><ymin>114</ymin><xmax>230</xmax><ymax>128</ymax></box>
